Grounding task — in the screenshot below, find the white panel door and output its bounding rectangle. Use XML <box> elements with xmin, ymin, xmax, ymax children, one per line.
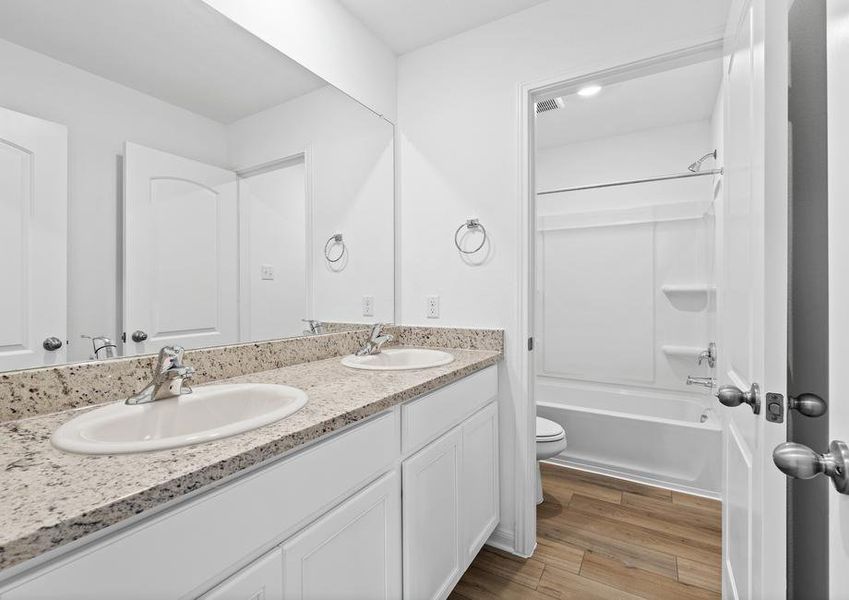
<box><xmin>124</xmin><ymin>142</ymin><xmax>238</xmax><ymax>355</ymax></box>
<box><xmin>718</xmin><ymin>1</ymin><xmax>789</xmax><ymax>598</ymax></box>
<box><xmin>403</xmin><ymin>428</ymin><xmax>462</xmax><ymax>600</ymax></box>
<box><xmin>281</xmin><ymin>471</ymin><xmax>401</xmax><ymax>599</ymax></box>
<box><xmin>0</xmin><ymin>106</ymin><xmax>67</xmax><ymax>370</ymax></box>
<box><xmin>201</xmin><ymin>548</ymin><xmax>283</xmax><ymax>600</ymax></box>
<box><xmin>827</xmin><ymin>0</ymin><xmax>849</xmax><ymax>592</ymax></box>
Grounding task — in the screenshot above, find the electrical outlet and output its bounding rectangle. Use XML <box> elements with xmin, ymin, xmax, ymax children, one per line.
<box><xmin>260</xmin><ymin>264</ymin><xmax>275</xmax><ymax>280</ymax></box>
<box><xmin>362</xmin><ymin>295</ymin><xmax>374</xmax><ymax>317</ymax></box>
<box><xmin>426</xmin><ymin>295</ymin><xmax>440</xmax><ymax>319</ymax></box>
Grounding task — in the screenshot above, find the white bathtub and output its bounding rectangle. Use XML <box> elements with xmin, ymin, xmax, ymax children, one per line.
<box><xmin>536</xmin><ymin>380</ymin><xmax>721</xmax><ymax>498</ymax></box>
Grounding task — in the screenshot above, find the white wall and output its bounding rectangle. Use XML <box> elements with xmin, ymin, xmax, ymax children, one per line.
<box><xmin>0</xmin><ymin>38</ymin><xmax>228</xmax><ymax>361</ymax></box>
<box><xmin>397</xmin><ymin>0</ymin><xmax>728</xmax><ymax>551</ymax></box>
<box><xmin>535</xmin><ymin>121</ymin><xmax>716</xmax><ymax>402</ymax></box>
<box><xmin>241</xmin><ymin>163</ymin><xmax>308</xmax><ymax>341</ymax></box>
<box><xmin>201</xmin><ymin>0</ymin><xmax>397</xmax><ymax>122</ymax></box>
<box><xmin>228</xmin><ymin>85</ymin><xmax>395</xmax><ymax>325</ymax></box>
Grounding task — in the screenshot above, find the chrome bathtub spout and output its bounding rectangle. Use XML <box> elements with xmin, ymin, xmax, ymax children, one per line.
<box><xmin>687</xmin><ymin>376</ymin><xmax>716</xmax><ymax>389</ymax></box>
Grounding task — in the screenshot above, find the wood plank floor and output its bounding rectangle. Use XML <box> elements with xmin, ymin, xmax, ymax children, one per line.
<box><xmin>450</xmin><ymin>463</ymin><xmax>722</xmax><ymax>600</ymax></box>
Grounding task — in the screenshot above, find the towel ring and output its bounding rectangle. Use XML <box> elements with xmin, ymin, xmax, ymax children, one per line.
<box><xmin>324</xmin><ymin>233</ymin><xmax>346</xmax><ymax>263</ymax></box>
<box><xmin>454</xmin><ymin>219</ymin><xmax>487</xmax><ymax>254</ymax></box>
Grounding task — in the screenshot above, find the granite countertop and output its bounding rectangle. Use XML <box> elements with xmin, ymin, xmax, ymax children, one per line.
<box><xmin>0</xmin><ymin>347</ymin><xmax>500</xmax><ymax>572</ymax></box>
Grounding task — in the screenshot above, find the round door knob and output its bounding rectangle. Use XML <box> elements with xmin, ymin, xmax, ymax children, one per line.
<box><xmin>42</xmin><ymin>337</ymin><xmax>63</xmax><ymax>351</ymax></box>
<box><xmin>716</xmin><ymin>383</ymin><xmax>761</xmax><ymax>414</ymax></box>
<box><xmin>131</xmin><ymin>330</ymin><xmax>148</xmax><ymax>343</ymax></box>
<box><xmin>773</xmin><ymin>440</ymin><xmax>849</xmax><ymax>494</ymax></box>
<box><xmin>789</xmin><ymin>393</ymin><xmax>827</xmax><ymax>418</ymax></box>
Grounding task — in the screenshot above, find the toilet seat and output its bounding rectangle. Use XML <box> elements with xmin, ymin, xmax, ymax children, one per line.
<box><xmin>536</xmin><ymin>417</ymin><xmax>565</xmax><ymax>442</ymax></box>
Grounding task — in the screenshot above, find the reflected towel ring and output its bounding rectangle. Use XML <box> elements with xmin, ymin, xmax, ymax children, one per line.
<box><xmin>324</xmin><ymin>233</ymin><xmax>346</xmax><ymax>263</ymax></box>
<box><xmin>454</xmin><ymin>219</ymin><xmax>487</xmax><ymax>254</ymax></box>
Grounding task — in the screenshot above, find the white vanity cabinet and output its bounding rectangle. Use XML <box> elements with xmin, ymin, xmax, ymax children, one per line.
<box><xmin>401</xmin><ymin>368</ymin><xmax>500</xmax><ymax>600</ymax></box>
<box><xmin>0</xmin><ymin>365</ymin><xmax>499</xmax><ymax>600</ymax></box>
<box><xmin>280</xmin><ymin>471</ymin><xmax>402</xmax><ymax>599</ymax></box>
<box><xmin>201</xmin><ymin>548</ymin><xmax>284</xmax><ymax>600</ymax></box>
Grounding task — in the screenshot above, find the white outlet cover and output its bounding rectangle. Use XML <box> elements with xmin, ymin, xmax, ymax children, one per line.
<box><xmin>260</xmin><ymin>264</ymin><xmax>275</xmax><ymax>280</ymax></box>
<box><xmin>426</xmin><ymin>295</ymin><xmax>440</xmax><ymax>319</ymax></box>
<box><xmin>362</xmin><ymin>295</ymin><xmax>374</xmax><ymax>317</ymax></box>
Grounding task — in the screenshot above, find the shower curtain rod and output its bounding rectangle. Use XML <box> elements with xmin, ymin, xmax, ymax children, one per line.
<box><xmin>537</xmin><ymin>168</ymin><xmax>723</xmax><ymax>196</ymax></box>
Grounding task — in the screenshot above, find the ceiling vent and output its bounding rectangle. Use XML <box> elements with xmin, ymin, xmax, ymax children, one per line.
<box><xmin>535</xmin><ymin>97</ymin><xmax>564</xmax><ymax>113</ymax></box>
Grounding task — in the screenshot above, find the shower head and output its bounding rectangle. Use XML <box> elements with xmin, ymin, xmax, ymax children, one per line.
<box><xmin>688</xmin><ymin>150</ymin><xmax>718</xmax><ymax>173</ymax></box>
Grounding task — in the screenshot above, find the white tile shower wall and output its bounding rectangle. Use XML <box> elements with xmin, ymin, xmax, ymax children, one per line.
<box><xmin>227</xmin><ymin>85</ymin><xmax>395</xmax><ymax>325</ymax></box>
<box><xmin>397</xmin><ymin>0</ymin><xmax>729</xmax><ymax>550</ymax></box>
<box><xmin>536</xmin><ymin>120</ymin><xmax>717</xmax><ymax>396</ymax></box>
<box><xmin>201</xmin><ymin>0</ymin><xmax>397</xmax><ymax>122</ymax></box>
<box><xmin>0</xmin><ymin>38</ymin><xmax>229</xmax><ymax>362</ymax></box>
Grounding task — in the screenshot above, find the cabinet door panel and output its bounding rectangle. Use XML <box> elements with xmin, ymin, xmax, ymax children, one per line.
<box><xmin>461</xmin><ymin>402</ymin><xmax>499</xmax><ymax>563</ymax></box>
<box><xmin>282</xmin><ymin>472</ymin><xmax>401</xmax><ymax>600</ymax></box>
<box><xmin>201</xmin><ymin>548</ymin><xmax>283</xmax><ymax>600</ymax></box>
<box><xmin>402</xmin><ymin>428</ymin><xmax>462</xmax><ymax>600</ymax></box>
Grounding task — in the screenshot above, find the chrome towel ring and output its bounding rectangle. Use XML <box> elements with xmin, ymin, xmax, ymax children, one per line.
<box><xmin>324</xmin><ymin>233</ymin><xmax>346</xmax><ymax>263</ymax></box>
<box><xmin>454</xmin><ymin>219</ymin><xmax>487</xmax><ymax>254</ymax></box>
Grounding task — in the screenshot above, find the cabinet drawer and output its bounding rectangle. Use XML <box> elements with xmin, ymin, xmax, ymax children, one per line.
<box><xmin>401</xmin><ymin>365</ymin><xmax>497</xmax><ymax>456</ymax></box>
<box><xmin>2</xmin><ymin>409</ymin><xmax>399</xmax><ymax>600</ymax></box>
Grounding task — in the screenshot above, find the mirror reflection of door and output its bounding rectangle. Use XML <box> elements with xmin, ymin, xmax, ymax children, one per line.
<box><xmin>238</xmin><ymin>158</ymin><xmax>309</xmax><ymax>342</ymax></box>
<box><xmin>123</xmin><ymin>142</ymin><xmax>239</xmax><ymax>356</ymax></box>
<box><xmin>0</xmin><ymin>106</ymin><xmax>67</xmax><ymax>370</ymax></box>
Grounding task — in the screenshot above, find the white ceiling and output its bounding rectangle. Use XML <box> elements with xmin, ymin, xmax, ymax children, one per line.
<box><xmin>535</xmin><ymin>58</ymin><xmax>724</xmax><ymax>149</ymax></box>
<box><xmin>338</xmin><ymin>0</ymin><xmax>550</xmax><ymax>55</ymax></box>
<box><xmin>0</xmin><ymin>0</ymin><xmax>328</xmax><ymax>123</ymax></box>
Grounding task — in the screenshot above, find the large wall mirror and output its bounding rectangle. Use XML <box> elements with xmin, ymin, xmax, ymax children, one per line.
<box><xmin>0</xmin><ymin>0</ymin><xmax>395</xmax><ymax>371</ymax></box>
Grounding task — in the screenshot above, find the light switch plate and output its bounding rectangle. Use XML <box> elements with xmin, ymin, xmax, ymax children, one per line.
<box><xmin>426</xmin><ymin>295</ymin><xmax>440</xmax><ymax>319</ymax></box>
<box><xmin>362</xmin><ymin>295</ymin><xmax>374</xmax><ymax>317</ymax></box>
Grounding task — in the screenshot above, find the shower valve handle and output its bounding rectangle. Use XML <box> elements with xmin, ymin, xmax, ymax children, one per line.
<box><xmin>716</xmin><ymin>383</ymin><xmax>761</xmax><ymax>415</ymax></box>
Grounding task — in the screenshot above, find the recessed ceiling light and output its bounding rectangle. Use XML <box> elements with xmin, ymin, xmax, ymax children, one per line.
<box><xmin>577</xmin><ymin>85</ymin><xmax>602</xmax><ymax>97</ymax></box>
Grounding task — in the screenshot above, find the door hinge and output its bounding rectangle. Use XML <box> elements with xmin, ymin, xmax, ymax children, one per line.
<box><xmin>528</xmin><ymin>337</ymin><xmax>534</xmax><ymax>351</ymax></box>
<box><xmin>765</xmin><ymin>392</ymin><xmax>784</xmax><ymax>423</ymax></box>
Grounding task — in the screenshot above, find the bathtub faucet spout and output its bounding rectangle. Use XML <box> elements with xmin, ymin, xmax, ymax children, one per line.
<box><xmin>687</xmin><ymin>376</ymin><xmax>716</xmax><ymax>389</ymax></box>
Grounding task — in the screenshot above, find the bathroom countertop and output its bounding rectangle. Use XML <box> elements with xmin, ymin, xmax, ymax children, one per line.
<box><xmin>0</xmin><ymin>347</ymin><xmax>501</xmax><ymax>572</ymax></box>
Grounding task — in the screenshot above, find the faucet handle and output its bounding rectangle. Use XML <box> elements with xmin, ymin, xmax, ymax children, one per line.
<box><xmin>153</xmin><ymin>345</ymin><xmax>185</xmax><ymax>374</ymax></box>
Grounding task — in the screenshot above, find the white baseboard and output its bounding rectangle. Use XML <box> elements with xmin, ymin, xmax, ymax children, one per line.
<box><xmin>485</xmin><ymin>526</ymin><xmax>535</xmax><ymax>558</ymax></box>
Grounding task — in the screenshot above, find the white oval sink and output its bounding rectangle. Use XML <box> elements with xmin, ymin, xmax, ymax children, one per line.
<box><xmin>341</xmin><ymin>348</ymin><xmax>455</xmax><ymax>371</ymax></box>
<box><xmin>51</xmin><ymin>383</ymin><xmax>308</xmax><ymax>455</ymax></box>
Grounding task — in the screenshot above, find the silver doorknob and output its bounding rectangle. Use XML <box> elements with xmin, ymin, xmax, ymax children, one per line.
<box><xmin>716</xmin><ymin>383</ymin><xmax>761</xmax><ymax>414</ymax></box>
<box><xmin>789</xmin><ymin>393</ymin><xmax>827</xmax><ymax>418</ymax></box>
<box><xmin>131</xmin><ymin>330</ymin><xmax>148</xmax><ymax>343</ymax></box>
<box><xmin>42</xmin><ymin>337</ymin><xmax>63</xmax><ymax>351</ymax></box>
<box><xmin>773</xmin><ymin>441</ymin><xmax>849</xmax><ymax>495</ymax></box>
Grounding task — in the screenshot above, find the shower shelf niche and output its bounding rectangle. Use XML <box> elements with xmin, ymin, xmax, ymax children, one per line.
<box><xmin>661</xmin><ymin>284</ymin><xmax>715</xmax><ymax>312</ymax></box>
<box><xmin>661</xmin><ymin>345</ymin><xmax>706</xmax><ymax>360</ymax></box>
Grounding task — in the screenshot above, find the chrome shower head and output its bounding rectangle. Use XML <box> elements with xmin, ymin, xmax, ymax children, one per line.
<box><xmin>688</xmin><ymin>150</ymin><xmax>718</xmax><ymax>173</ymax></box>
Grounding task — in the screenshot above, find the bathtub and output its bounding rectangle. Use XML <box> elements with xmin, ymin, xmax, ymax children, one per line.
<box><xmin>536</xmin><ymin>380</ymin><xmax>722</xmax><ymax>498</ymax></box>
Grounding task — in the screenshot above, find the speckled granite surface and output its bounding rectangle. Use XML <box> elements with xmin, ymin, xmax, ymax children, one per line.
<box><xmin>0</xmin><ymin>326</ymin><xmax>503</xmax><ymax>422</ymax></box>
<box><xmin>0</xmin><ymin>345</ymin><xmax>501</xmax><ymax>571</ymax></box>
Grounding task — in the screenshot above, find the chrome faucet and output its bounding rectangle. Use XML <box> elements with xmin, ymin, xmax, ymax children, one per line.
<box><xmin>355</xmin><ymin>323</ymin><xmax>394</xmax><ymax>356</ymax></box>
<box><xmin>302</xmin><ymin>319</ymin><xmax>325</xmax><ymax>335</ymax></box>
<box><xmin>686</xmin><ymin>376</ymin><xmax>716</xmax><ymax>389</ymax></box>
<box><xmin>81</xmin><ymin>334</ymin><xmax>118</xmax><ymax>360</ymax></box>
<box><xmin>126</xmin><ymin>346</ymin><xmax>195</xmax><ymax>405</ymax></box>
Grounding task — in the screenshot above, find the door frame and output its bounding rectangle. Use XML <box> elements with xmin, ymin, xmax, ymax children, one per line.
<box><xmin>235</xmin><ymin>150</ymin><xmax>315</xmax><ymax>341</ymax></box>
<box><xmin>515</xmin><ymin>40</ymin><xmax>724</xmax><ymax>557</ymax></box>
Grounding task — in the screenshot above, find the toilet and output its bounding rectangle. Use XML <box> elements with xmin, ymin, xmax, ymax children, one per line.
<box><xmin>536</xmin><ymin>417</ymin><xmax>567</xmax><ymax>504</ymax></box>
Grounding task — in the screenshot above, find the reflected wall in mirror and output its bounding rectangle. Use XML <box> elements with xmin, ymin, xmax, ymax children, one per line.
<box><xmin>0</xmin><ymin>0</ymin><xmax>394</xmax><ymax>371</ymax></box>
